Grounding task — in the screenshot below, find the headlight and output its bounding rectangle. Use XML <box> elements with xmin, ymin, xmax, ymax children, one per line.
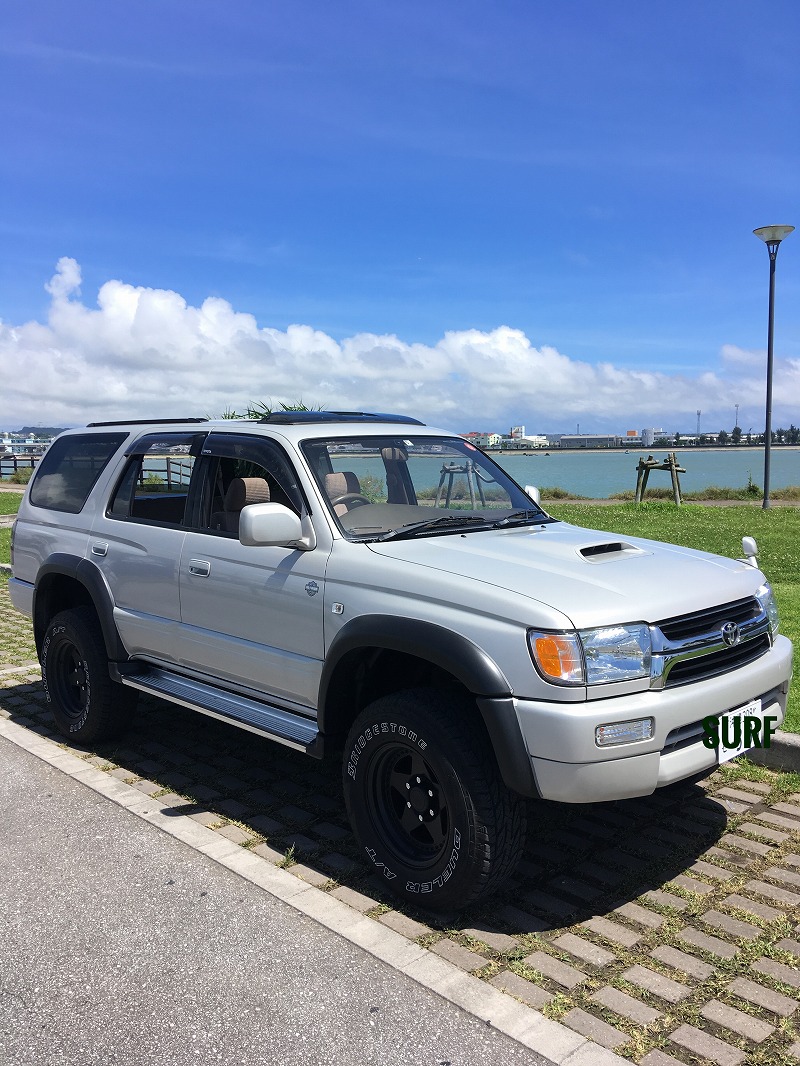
<box><xmin>579</xmin><ymin>624</ymin><xmax>652</xmax><ymax>684</ymax></box>
<box><xmin>528</xmin><ymin>623</ymin><xmax>652</xmax><ymax>685</ymax></box>
<box><xmin>756</xmin><ymin>582</ymin><xmax>780</xmax><ymax>635</ymax></box>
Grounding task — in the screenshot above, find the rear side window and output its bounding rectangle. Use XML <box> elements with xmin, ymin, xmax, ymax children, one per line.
<box><xmin>29</xmin><ymin>433</ymin><xmax>127</xmax><ymax>513</ymax></box>
<box><xmin>108</xmin><ymin>432</ymin><xmax>203</xmax><ymax>526</ymax></box>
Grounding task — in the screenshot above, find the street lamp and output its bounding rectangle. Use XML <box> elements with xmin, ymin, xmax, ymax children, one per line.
<box><xmin>753</xmin><ymin>225</ymin><xmax>794</xmax><ymax>508</ymax></box>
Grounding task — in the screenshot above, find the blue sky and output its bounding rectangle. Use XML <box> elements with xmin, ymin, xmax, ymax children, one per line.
<box><xmin>1</xmin><ymin>1</ymin><xmax>798</xmax><ymax>434</ymax></box>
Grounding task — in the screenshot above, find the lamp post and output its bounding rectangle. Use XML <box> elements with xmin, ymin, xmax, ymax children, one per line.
<box><xmin>753</xmin><ymin>225</ymin><xmax>794</xmax><ymax>509</ymax></box>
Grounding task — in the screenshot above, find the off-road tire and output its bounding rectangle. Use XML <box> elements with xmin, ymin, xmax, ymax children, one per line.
<box><xmin>342</xmin><ymin>688</ymin><xmax>526</xmax><ymax>911</ymax></box>
<box><xmin>41</xmin><ymin>607</ymin><xmax>137</xmax><ymax>744</ymax></box>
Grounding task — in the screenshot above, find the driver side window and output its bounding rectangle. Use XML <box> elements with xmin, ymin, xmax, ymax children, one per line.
<box><xmin>193</xmin><ymin>435</ymin><xmax>305</xmax><ymax>536</ymax></box>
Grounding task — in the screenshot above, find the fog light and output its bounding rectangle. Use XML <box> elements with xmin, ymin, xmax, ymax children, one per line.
<box><xmin>595</xmin><ymin>718</ymin><xmax>654</xmax><ymax>747</ymax></box>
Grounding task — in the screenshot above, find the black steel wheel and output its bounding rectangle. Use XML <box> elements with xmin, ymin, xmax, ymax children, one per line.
<box><xmin>343</xmin><ymin>689</ymin><xmax>526</xmax><ymax>911</ymax></box>
<box><xmin>41</xmin><ymin>607</ymin><xmax>136</xmax><ymax>743</ymax></box>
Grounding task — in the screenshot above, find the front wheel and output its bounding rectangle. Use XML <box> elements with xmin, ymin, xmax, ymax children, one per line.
<box><xmin>41</xmin><ymin>607</ymin><xmax>136</xmax><ymax>744</ymax></box>
<box><xmin>342</xmin><ymin>689</ymin><xmax>526</xmax><ymax>911</ymax></box>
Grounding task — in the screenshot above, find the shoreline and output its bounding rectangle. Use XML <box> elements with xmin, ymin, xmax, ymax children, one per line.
<box><xmin>489</xmin><ymin>445</ymin><xmax>800</xmax><ymax>456</ymax></box>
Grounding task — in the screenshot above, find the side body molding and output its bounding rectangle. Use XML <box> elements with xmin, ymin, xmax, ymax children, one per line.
<box><xmin>318</xmin><ymin>615</ymin><xmax>538</xmax><ymax>797</ymax></box>
<box><xmin>33</xmin><ymin>554</ymin><xmax>127</xmax><ymax>661</ymax></box>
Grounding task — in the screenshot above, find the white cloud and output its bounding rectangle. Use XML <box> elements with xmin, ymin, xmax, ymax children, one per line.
<box><xmin>0</xmin><ymin>259</ymin><xmax>798</xmax><ymax>432</ymax></box>
<box><xmin>720</xmin><ymin>344</ymin><xmax>764</xmax><ymax>367</ymax></box>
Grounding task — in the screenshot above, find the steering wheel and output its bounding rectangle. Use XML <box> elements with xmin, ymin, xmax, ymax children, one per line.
<box><xmin>331</xmin><ymin>493</ymin><xmax>372</xmax><ymax>510</ymax></box>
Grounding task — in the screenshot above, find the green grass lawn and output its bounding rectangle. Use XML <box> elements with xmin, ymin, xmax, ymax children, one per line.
<box><xmin>0</xmin><ymin>492</ymin><xmax>19</xmax><ymax>563</ymax></box>
<box><xmin>550</xmin><ymin>501</ymin><xmax>798</xmax><ymax>732</ymax></box>
<box><xmin>0</xmin><ymin>492</ymin><xmax>23</xmax><ymax>515</ymax></box>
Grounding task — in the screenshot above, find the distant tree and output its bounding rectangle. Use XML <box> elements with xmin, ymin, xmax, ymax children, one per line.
<box><xmin>698</xmin><ymin>434</ymin><xmax>708</xmax><ymax>446</ymax></box>
<box><xmin>674</xmin><ymin>432</ymin><xmax>682</xmax><ymax>446</ymax></box>
<box><xmin>788</xmin><ymin>424</ymin><xmax>800</xmax><ymax>444</ymax></box>
<box><xmin>731</xmin><ymin>425</ymin><xmax>742</xmax><ymax>445</ymax></box>
<box><xmin>774</xmin><ymin>427</ymin><xmax>786</xmax><ymax>444</ymax></box>
<box><xmin>17</xmin><ymin>426</ymin><xmax>68</xmax><ymax>437</ymax></box>
<box><xmin>654</xmin><ymin>436</ymin><xmax>669</xmax><ymax>447</ymax></box>
<box><xmin>718</xmin><ymin>429</ymin><xmax>730</xmax><ymax>446</ymax></box>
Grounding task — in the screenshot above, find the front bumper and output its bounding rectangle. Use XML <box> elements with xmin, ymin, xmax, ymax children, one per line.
<box><xmin>514</xmin><ymin>634</ymin><xmax>792</xmax><ymax>804</ymax></box>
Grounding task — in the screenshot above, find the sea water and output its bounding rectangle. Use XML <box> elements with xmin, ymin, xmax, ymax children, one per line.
<box><xmin>496</xmin><ymin>448</ymin><xmax>799</xmax><ymax>499</ymax></box>
<box><xmin>333</xmin><ymin>448</ymin><xmax>799</xmax><ymax>500</ymax></box>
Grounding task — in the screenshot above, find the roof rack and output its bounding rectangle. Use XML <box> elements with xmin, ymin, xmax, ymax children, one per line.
<box><xmin>258</xmin><ymin>411</ymin><xmax>425</xmax><ymax>426</ymax></box>
<box><xmin>86</xmin><ymin>418</ymin><xmax>209</xmax><ymax>428</ymax></box>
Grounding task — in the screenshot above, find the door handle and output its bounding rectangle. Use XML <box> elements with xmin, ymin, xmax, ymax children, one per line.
<box><xmin>188</xmin><ymin>559</ymin><xmax>211</xmax><ymax>577</ymax></box>
<box><xmin>91</xmin><ymin>543</ymin><xmax>108</xmax><ymax>557</ymax></box>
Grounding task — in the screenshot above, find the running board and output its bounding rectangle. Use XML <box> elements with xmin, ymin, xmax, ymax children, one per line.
<box><xmin>112</xmin><ymin>663</ymin><xmax>322</xmax><ymax>756</ymax></box>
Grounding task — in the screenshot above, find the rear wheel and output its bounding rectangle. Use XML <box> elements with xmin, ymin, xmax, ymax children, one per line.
<box><xmin>342</xmin><ymin>689</ymin><xmax>526</xmax><ymax>911</ymax></box>
<box><xmin>41</xmin><ymin>607</ymin><xmax>136</xmax><ymax>743</ymax></box>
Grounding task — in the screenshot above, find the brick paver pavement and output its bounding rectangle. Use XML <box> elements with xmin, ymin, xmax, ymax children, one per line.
<box><xmin>1</xmin><ymin>576</ymin><xmax>799</xmax><ymax>1064</ymax></box>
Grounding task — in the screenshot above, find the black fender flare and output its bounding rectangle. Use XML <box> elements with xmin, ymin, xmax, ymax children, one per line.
<box><xmin>319</xmin><ymin>615</ymin><xmax>537</xmax><ymax>797</ymax></box>
<box><xmin>33</xmin><ymin>554</ymin><xmax>127</xmax><ymax>661</ymax></box>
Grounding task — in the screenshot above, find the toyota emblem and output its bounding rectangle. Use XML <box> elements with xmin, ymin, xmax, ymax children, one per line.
<box><xmin>721</xmin><ymin>621</ymin><xmax>740</xmax><ymax>647</ymax></box>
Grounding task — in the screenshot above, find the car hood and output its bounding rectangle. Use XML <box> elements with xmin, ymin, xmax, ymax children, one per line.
<box><xmin>366</xmin><ymin>520</ymin><xmax>764</xmax><ymax>629</ymax></box>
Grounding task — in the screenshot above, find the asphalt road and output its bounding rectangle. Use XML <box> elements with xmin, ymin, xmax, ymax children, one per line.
<box><xmin>0</xmin><ymin>737</ymin><xmax>555</xmax><ymax>1066</ymax></box>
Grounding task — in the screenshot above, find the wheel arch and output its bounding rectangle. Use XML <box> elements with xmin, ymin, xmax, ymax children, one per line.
<box><xmin>33</xmin><ymin>555</ymin><xmax>127</xmax><ymax>661</ymax></box>
<box><xmin>318</xmin><ymin>616</ymin><xmax>537</xmax><ymax>796</ymax></box>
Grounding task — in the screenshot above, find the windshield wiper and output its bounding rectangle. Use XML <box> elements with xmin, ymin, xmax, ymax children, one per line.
<box><xmin>374</xmin><ymin>514</ymin><xmax>493</xmax><ymax>542</ymax></box>
<box><xmin>491</xmin><ymin>508</ymin><xmax>548</xmax><ymax>528</ymax></box>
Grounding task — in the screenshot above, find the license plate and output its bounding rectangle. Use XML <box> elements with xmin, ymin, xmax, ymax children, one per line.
<box><xmin>718</xmin><ymin>698</ymin><xmax>762</xmax><ymax>764</ymax></box>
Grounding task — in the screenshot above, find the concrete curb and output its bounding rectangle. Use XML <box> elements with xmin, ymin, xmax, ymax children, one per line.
<box><xmin>747</xmin><ymin>729</ymin><xmax>800</xmax><ymax>773</ymax></box>
<box><xmin>0</xmin><ymin>716</ymin><xmax>629</xmax><ymax>1066</ymax></box>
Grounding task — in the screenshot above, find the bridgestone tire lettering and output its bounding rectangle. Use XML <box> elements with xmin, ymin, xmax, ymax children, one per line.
<box><xmin>347</xmin><ymin>719</ymin><xmax>427</xmax><ymax>780</ymax></box>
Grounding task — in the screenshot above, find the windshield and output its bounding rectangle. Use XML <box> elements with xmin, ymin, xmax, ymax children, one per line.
<box><xmin>301</xmin><ymin>435</ymin><xmax>550</xmax><ymax>540</ymax></box>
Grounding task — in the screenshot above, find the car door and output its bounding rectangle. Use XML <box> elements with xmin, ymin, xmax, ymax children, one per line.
<box><xmin>177</xmin><ymin>433</ymin><xmax>329</xmax><ymax>710</ymax></box>
<box><xmin>89</xmin><ymin>430</ymin><xmax>206</xmax><ymax>662</ymax></box>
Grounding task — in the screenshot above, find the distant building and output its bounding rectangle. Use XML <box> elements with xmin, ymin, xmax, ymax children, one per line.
<box><xmin>462</xmin><ymin>431</ymin><xmax>503</xmax><ymax>448</ymax></box>
<box><xmin>498</xmin><ymin>433</ymin><xmax>548</xmax><ymax>450</ymax></box>
<box><xmin>641</xmin><ymin>428</ymin><xmax>664</xmax><ymax>448</ymax></box>
<box><xmin>0</xmin><ymin>432</ymin><xmax>52</xmax><ymax>456</ymax></box>
<box><xmin>558</xmin><ymin>434</ymin><xmax>622</xmax><ymax>449</ymax></box>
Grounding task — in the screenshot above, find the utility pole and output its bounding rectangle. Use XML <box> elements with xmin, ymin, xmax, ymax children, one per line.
<box><xmin>696</xmin><ymin>411</ymin><xmax>701</xmax><ymax>438</ymax></box>
<box><xmin>753</xmin><ymin>224</ymin><xmax>794</xmax><ymax>508</ymax></box>
<box><xmin>735</xmin><ymin>404</ymin><xmax>739</xmax><ymax>429</ymax></box>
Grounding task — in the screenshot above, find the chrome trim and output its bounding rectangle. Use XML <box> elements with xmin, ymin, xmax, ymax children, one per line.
<box><xmin>649</xmin><ymin>600</ymin><xmax>771</xmax><ymax>689</ymax></box>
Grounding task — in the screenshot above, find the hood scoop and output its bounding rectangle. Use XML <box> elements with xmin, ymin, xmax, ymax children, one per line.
<box><xmin>579</xmin><ymin>541</ymin><xmax>647</xmax><ymax>563</ymax></box>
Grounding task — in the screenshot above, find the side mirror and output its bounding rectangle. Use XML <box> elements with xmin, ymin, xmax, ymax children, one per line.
<box><xmin>524</xmin><ymin>484</ymin><xmax>541</xmax><ymax>506</ymax></box>
<box><xmin>239</xmin><ymin>502</ymin><xmax>304</xmax><ymax>547</ymax></box>
<box><xmin>741</xmin><ymin>536</ymin><xmax>759</xmax><ymax>567</ymax></box>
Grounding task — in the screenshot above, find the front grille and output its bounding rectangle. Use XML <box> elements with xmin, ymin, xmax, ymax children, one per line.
<box><xmin>664</xmin><ymin>635</ymin><xmax>771</xmax><ymax>687</ymax></box>
<box><xmin>650</xmin><ymin>595</ymin><xmax>771</xmax><ymax>689</ymax></box>
<box><xmin>658</xmin><ymin>597</ymin><xmax>761</xmax><ymax>642</ymax></box>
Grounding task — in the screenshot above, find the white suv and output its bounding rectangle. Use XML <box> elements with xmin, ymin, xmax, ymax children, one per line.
<box><xmin>9</xmin><ymin>412</ymin><xmax>793</xmax><ymax>910</ymax></box>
